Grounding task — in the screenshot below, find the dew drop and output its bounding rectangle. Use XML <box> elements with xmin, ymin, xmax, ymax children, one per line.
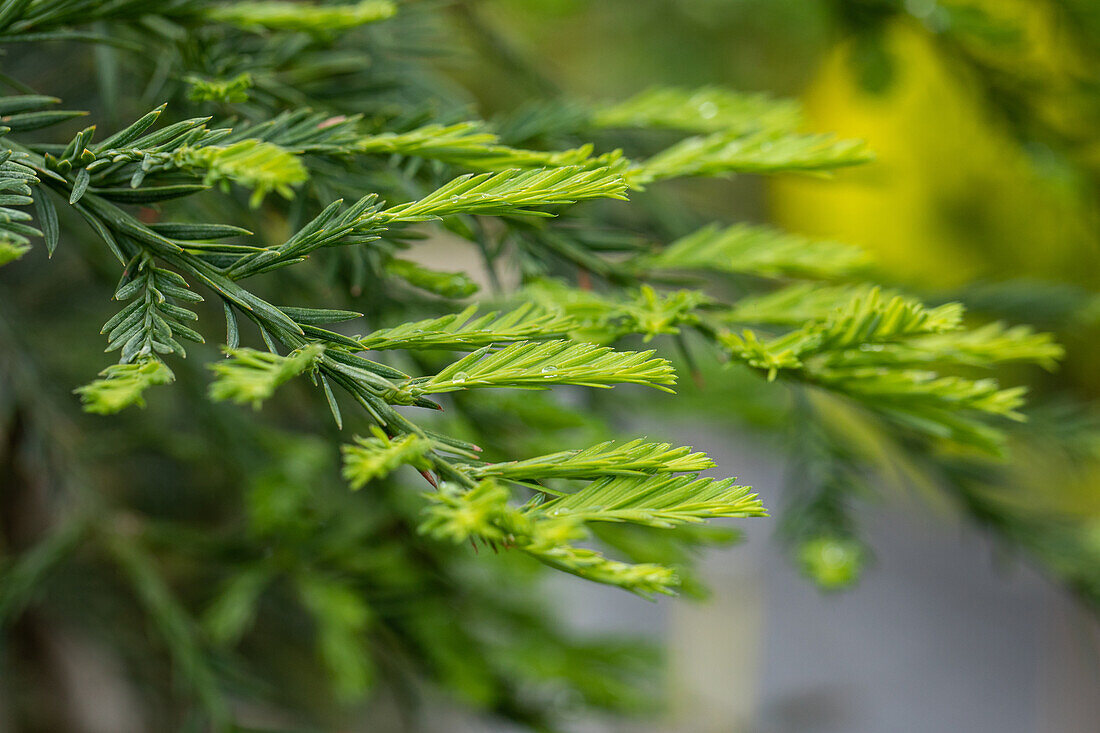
<box><xmin>541</xmin><ymin>366</ymin><xmax>558</xmax><ymax>377</ymax></box>
<box><xmin>698</xmin><ymin>101</ymin><xmax>718</xmax><ymax>119</ymax></box>
<box><xmin>452</xmin><ymin>371</ymin><xmax>468</xmax><ymax>384</ymax></box>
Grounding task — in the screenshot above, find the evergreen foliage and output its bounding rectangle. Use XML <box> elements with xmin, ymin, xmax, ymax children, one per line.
<box><xmin>0</xmin><ymin>2</ymin><xmax>1087</xmax><ymax>731</ymax></box>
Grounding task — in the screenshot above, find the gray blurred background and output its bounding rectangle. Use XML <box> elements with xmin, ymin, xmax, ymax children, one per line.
<box><xmin>555</xmin><ymin>421</ymin><xmax>1100</xmax><ymax>733</ymax></box>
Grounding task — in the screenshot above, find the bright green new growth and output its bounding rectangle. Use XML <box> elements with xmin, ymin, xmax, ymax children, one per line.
<box><xmin>0</xmin><ymin>238</ymin><xmax>29</xmax><ymax>265</ymax></box>
<box><xmin>400</xmin><ymin>340</ymin><xmax>677</xmax><ymax>396</ymax></box>
<box><xmin>520</xmin><ymin>281</ymin><xmax>710</xmax><ymax>342</ymax></box>
<box><xmin>798</xmin><ymin>536</ymin><xmax>865</xmax><ymax>591</ymax></box>
<box><xmin>205</xmin><ymin>0</ymin><xmax>396</xmax><ymax>33</ymax></box>
<box><xmin>359</xmin><ymin>304</ymin><xmax>577</xmax><ymax>351</ymax></box>
<box><xmin>382</xmin><ymin>165</ymin><xmax>629</xmax><ymax>220</ymax></box>
<box><xmin>385</xmin><ymin>258</ymin><xmax>479</xmax><ymax>299</ymax></box>
<box><xmin>541</xmin><ymin>474</ymin><xmax>765</xmax><ymax>528</ymax></box>
<box><xmin>178</xmin><ymin>140</ymin><xmax>307</xmax><ymax>206</ymax></box>
<box><xmin>466</xmin><ymin>439</ymin><xmax>716</xmax><ymax>480</ymax></box>
<box><xmin>186</xmin><ymin>73</ymin><xmax>253</xmax><ymax>104</ymax></box>
<box><xmin>341</xmin><ymin>429</ymin><xmax>433</xmax><ymax>489</ymax></box>
<box><xmin>725</xmin><ymin>282</ymin><xmax>887</xmax><ymax>325</ymax></box>
<box><xmin>720</xmin><ymin>287</ymin><xmax>1057</xmax><ymax>452</ymax></box>
<box><xmin>68</xmin><ymin>107</ymin><xmax>308</xmax><ymax>206</ymax></box>
<box><xmin>630</xmin><ymin>130</ymin><xmax>873</xmax><ymax>186</ymax></box>
<box><xmin>639</xmin><ymin>222</ymin><xmax>870</xmax><ymax>279</ymax></box>
<box><xmin>355</xmin><ymin>122</ymin><xmax>608</xmax><ymax>171</ymax></box>
<box><xmin>208</xmin><ymin>344</ymin><xmax>324</xmax><ymax>408</ymax></box>
<box><xmin>591</xmin><ymin>86</ymin><xmax>803</xmax><ymax>136</ymax></box>
<box><xmin>421</xmin><ymin>480</ymin><xmax>682</xmax><ymax>597</ymax></box>
<box><xmin>74</xmin><ymin>359</ymin><xmax>176</xmax><ymax>414</ymax></box>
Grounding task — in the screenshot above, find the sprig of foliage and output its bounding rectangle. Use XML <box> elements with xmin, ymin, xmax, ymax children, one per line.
<box><xmin>591</xmin><ymin>86</ymin><xmax>802</xmax><ymax>135</ymax></box>
<box><xmin>203</xmin><ymin>0</ymin><xmax>396</xmax><ymax>33</ymax></box>
<box><xmin>100</xmin><ymin>253</ymin><xmax>204</xmax><ymax>362</ymax></box>
<box><xmin>420</xmin><ymin>481</ymin><xmax>681</xmax><ymax>596</ymax></box>
<box><xmin>719</xmin><ymin>289</ymin><xmax>1054</xmax><ymax>452</ymax></box>
<box><xmin>60</xmin><ymin>108</ymin><xmax>308</xmax><ymax>206</ymax></box>
<box><xmin>73</xmin><ymin>359</ymin><xmax>176</xmax><ymax>414</ymax></box>
<box><xmin>341</xmin><ymin>428</ymin><xmax>433</xmax><ymax>489</ymax></box>
<box><xmin>0</xmin><ymin>238</ymin><xmax>29</xmax><ymax>264</ymax></box>
<box><xmin>187</xmin><ymin>73</ymin><xmax>253</xmax><ymax>104</ymax></box>
<box><xmin>466</xmin><ymin>439</ymin><xmax>715</xmax><ymax>480</ymax></box>
<box><xmin>359</xmin><ymin>303</ymin><xmax>576</xmax><ymax>351</ymax></box>
<box><xmin>823</xmin><ymin>322</ymin><xmax>1064</xmax><ymax>370</ymax></box>
<box><xmin>385</xmin><ymin>258</ymin><xmax>479</xmax><ymax>299</ymax></box>
<box><xmin>383</xmin><ymin>166</ymin><xmax>630</xmax><ymax>220</ymax></box>
<box><xmin>398</xmin><ymin>340</ymin><xmax>677</xmax><ymax>396</ymax></box>
<box><xmin>724</xmin><ymin>282</ymin><xmax>883</xmax><ymax>326</ymax></box>
<box><xmin>630</xmin><ymin>131</ymin><xmax>873</xmax><ymax>186</ymax></box>
<box><xmin>208</xmin><ymin>344</ymin><xmax>324</xmax><ymax>408</ymax></box>
<box><xmin>177</xmin><ymin>139</ymin><xmax>307</xmax><ymax>206</ymax></box>
<box><xmin>638</xmin><ymin>222</ymin><xmax>870</xmax><ymax>279</ymax></box>
<box><xmin>722</xmin><ymin>288</ymin><xmax>964</xmax><ymax>375</ymax></box>
<box><xmin>537</xmin><ymin>474</ymin><xmax>765</xmax><ymax>528</ymax></box>
<box><xmin>521</xmin><ymin>281</ymin><xmax>709</xmax><ymax>342</ymax></box>
<box><xmin>226</xmin><ymin>194</ymin><xmax>384</xmax><ymax>278</ymax></box>
<box><xmin>355</xmin><ymin>121</ymin><xmax>612</xmax><ymax>171</ymax></box>
<box><xmin>0</xmin><ymin>150</ymin><xmax>45</xmax><ymax>259</ymax></box>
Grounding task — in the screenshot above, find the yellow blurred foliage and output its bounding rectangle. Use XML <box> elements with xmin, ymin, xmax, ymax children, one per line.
<box><xmin>771</xmin><ymin>14</ymin><xmax>1095</xmax><ymax>289</ymax></box>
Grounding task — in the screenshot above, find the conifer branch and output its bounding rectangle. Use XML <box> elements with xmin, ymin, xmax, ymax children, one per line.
<box><xmin>341</xmin><ymin>429</ymin><xmax>433</xmax><ymax>489</ymax></box>
<box><xmin>639</xmin><ymin>222</ymin><xmax>870</xmax><ymax>279</ymax></box>
<box><xmin>398</xmin><ymin>340</ymin><xmax>677</xmax><ymax>396</ymax></box>
<box><xmin>359</xmin><ymin>303</ymin><xmax>576</xmax><ymax>351</ymax></box>
<box><xmin>382</xmin><ymin>166</ymin><xmax>629</xmax><ymax>221</ymax></box>
<box><xmin>630</xmin><ymin>131</ymin><xmax>873</xmax><ymax>186</ymax></box>
<box><xmin>203</xmin><ymin>0</ymin><xmax>396</xmax><ymax>33</ymax></box>
<box><xmin>420</xmin><ymin>481</ymin><xmax>681</xmax><ymax>596</ymax></box>
<box><xmin>385</xmin><ymin>258</ymin><xmax>479</xmax><ymax>299</ymax></box>
<box><xmin>821</xmin><ymin>322</ymin><xmax>1064</xmax><ymax>370</ymax></box>
<box><xmin>208</xmin><ymin>344</ymin><xmax>324</xmax><ymax>408</ymax></box>
<box><xmin>74</xmin><ymin>359</ymin><xmax>176</xmax><ymax>414</ymax></box>
<box><xmin>536</xmin><ymin>474</ymin><xmax>766</xmax><ymax>528</ymax></box>
<box><xmin>815</xmin><ymin>369</ymin><xmax>1027</xmax><ymax>421</ymax></box>
<box><xmin>0</xmin><ymin>150</ymin><xmax>42</xmax><ymax>263</ymax></box>
<box><xmin>525</xmin><ymin>543</ymin><xmax>679</xmax><ymax>597</ymax></box>
<box><xmin>724</xmin><ymin>283</ymin><xmax>883</xmax><ymax>326</ymax></box>
<box><xmin>62</xmin><ymin>108</ymin><xmax>308</xmax><ymax>206</ymax></box>
<box><xmin>719</xmin><ymin>288</ymin><xmax>1052</xmax><ymax>452</ymax></box>
<box><xmin>521</xmin><ymin>281</ymin><xmax>709</xmax><ymax>342</ymax></box>
<box><xmin>221</xmin><ymin>109</ymin><xmax>363</xmax><ymax>153</ymax></box>
<box><xmin>722</xmin><ymin>288</ymin><xmax>964</xmax><ymax>376</ymax></box>
<box><xmin>101</xmin><ymin>252</ymin><xmax>204</xmax><ymax>362</ymax></box>
<box><xmin>591</xmin><ymin>86</ymin><xmax>803</xmax><ymax>136</ymax></box>
<box><xmin>467</xmin><ymin>439</ymin><xmax>715</xmax><ymax>480</ymax></box>
<box><xmin>354</xmin><ymin>121</ymin><xmax>617</xmax><ymax>171</ymax></box>
<box><xmin>226</xmin><ymin>195</ymin><xmax>384</xmax><ymax>278</ymax></box>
